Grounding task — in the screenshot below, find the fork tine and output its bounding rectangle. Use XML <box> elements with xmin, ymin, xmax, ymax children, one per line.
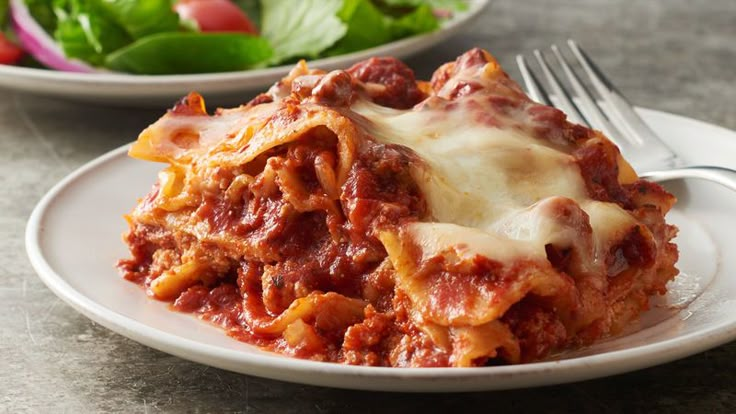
<box><xmin>516</xmin><ymin>40</ymin><xmax>681</xmax><ymax>171</ymax></box>
<box><xmin>532</xmin><ymin>49</ymin><xmax>588</xmax><ymax>127</ymax></box>
<box><xmin>515</xmin><ymin>55</ymin><xmax>552</xmax><ymax>106</ymax></box>
<box><xmin>567</xmin><ymin>39</ymin><xmax>656</xmax><ymax>145</ymax></box>
<box><xmin>548</xmin><ymin>45</ymin><xmax>625</xmax><ymax>143</ymax></box>
<box><xmin>566</xmin><ymin>40</ymin><xmax>619</xmax><ymax>99</ymax></box>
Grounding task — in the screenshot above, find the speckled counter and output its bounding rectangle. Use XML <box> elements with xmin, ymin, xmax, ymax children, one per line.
<box><xmin>2</xmin><ymin>0</ymin><xmax>735</xmax><ymax>412</ymax></box>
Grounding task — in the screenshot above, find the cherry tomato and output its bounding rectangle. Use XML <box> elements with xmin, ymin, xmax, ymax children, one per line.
<box><xmin>175</xmin><ymin>0</ymin><xmax>258</xmax><ymax>35</ymax></box>
<box><xmin>0</xmin><ymin>33</ymin><xmax>24</xmax><ymax>65</ymax></box>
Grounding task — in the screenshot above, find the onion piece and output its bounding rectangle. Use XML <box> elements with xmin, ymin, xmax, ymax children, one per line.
<box><xmin>9</xmin><ymin>0</ymin><xmax>97</xmax><ymax>72</ymax></box>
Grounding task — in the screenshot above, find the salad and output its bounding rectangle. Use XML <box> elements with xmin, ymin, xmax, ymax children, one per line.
<box><xmin>0</xmin><ymin>0</ymin><xmax>465</xmax><ymax>75</ymax></box>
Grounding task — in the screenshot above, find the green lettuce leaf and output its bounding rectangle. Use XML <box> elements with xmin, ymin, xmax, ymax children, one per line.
<box><xmin>1</xmin><ymin>0</ymin><xmax>8</xmax><ymax>30</ymax></box>
<box><xmin>261</xmin><ymin>0</ymin><xmax>346</xmax><ymax>63</ymax></box>
<box><xmin>92</xmin><ymin>0</ymin><xmax>180</xmax><ymax>39</ymax></box>
<box><xmin>388</xmin><ymin>3</ymin><xmax>438</xmax><ymax>38</ymax></box>
<box><xmin>105</xmin><ymin>32</ymin><xmax>273</xmax><ymax>74</ymax></box>
<box><xmin>379</xmin><ymin>0</ymin><xmax>468</xmax><ymax>11</ymax></box>
<box><xmin>327</xmin><ymin>0</ymin><xmax>439</xmax><ymax>56</ymax></box>
<box><xmin>24</xmin><ymin>0</ymin><xmax>58</xmax><ymax>33</ymax></box>
<box><xmin>327</xmin><ymin>0</ymin><xmax>391</xmax><ymax>56</ymax></box>
<box><xmin>53</xmin><ymin>0</ymin><xmax>131</xmax><ymax>66</ymax></box>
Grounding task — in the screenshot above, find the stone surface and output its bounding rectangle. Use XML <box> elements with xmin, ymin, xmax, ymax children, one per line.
<box><xmin>1</xmin><ymin>0</ymin><xmax>735</xmax><ymax>412</ymax></box>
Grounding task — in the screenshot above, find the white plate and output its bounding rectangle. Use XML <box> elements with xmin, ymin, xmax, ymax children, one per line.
<box><xmin>0</xmin><ymin>0</ymin><xmax>487</xmax><ymax>107</ymax></box>
<box><xmin>25</xmin><ymin>108</ymin><xmax>736</xmax><ymax>392</ymax></box>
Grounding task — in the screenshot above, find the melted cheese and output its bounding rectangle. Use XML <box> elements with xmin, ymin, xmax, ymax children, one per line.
<box><xmin>352</xmin><ymin>99</ymin><xmax>586</xmax><ymax>224</ymax></box>
<box><xmin>351</xmin><ymin>97</ymin><xmax>637</xmax><ymax>267</ymax></box>
<box><xmin>405</xmin><ymin>222</ymin><xmax>542</xmax><ymax>263</ymax></box>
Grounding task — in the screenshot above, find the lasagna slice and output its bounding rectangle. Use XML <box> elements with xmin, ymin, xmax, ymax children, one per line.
<box><xmin>119</xmin><ymin>49</ymin><xmax>678</xmax><ymax>367</ymax></box>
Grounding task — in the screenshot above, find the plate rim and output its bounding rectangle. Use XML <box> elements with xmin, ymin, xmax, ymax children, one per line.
<box><xmin>24</xmin><ymin>107</ymin><xmax>736</xmax><ymax>391</ymax></box>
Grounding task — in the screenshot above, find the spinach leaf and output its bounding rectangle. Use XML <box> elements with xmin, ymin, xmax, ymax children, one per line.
<box><xmin>105</xmin><ymin>32</ymin><xmax>273</xmax><ymax>74</ymax></box>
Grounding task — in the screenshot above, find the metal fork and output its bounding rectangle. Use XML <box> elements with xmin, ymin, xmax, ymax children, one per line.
<box><xmin>516</xmin><ymin>40</ymin><xmax>736</xmax><ymax>192</ymax></box>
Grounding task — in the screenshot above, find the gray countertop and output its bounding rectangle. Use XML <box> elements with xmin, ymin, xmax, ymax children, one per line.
<box><xmin>2</xmin><ymin>0</ymin><xmax>735</xmax><ymax>412</ymax></box>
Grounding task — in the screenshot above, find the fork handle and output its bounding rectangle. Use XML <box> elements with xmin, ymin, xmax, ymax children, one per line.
<box><xmin>641</xmin><ymin>166</ymin><xmax>736</xmax><ymax>193</ymax></box>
